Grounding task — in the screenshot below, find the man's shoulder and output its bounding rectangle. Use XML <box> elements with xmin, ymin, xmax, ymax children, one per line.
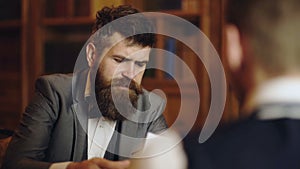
<box><xmin>185</xmin><ymin>116</ymin><xmax>300</xmax><ymax>156</ymax></box>
<box><xmin>185</xmin><ymin>117</ymin><xmax>300</xmax><ymax>169</ymax></box>
<box><xmin>183</xmin><ymin>118</ymin><xmax>259</xmax><ymax>169</ymax></box>
<box><xmin>184</xmin><ymin>118</ymin><xmax>257</xmax><ymax>151</ymax></box>
<box><xmin>36</xmin><ymin>73</ymin><xmax>73</xmax><ymax>88</ymax></box>
<box><xmin>37</xmin><ymin>73</ymin><xmax>73</xmax><ymax>82</ymax></box>
<box><xmin>35</xmin><ymin>73</ymin><xmax>73</xmax><ymax>97</ymax></box>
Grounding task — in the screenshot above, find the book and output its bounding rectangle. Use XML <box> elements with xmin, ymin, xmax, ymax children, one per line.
<box><xmin>182</xmin><ymin>0</ymin><xmax>199</xmax><ymax>12</ymax></box>
<box><xmin>90</xmin><ymin>0</ymin><xmax>124</xmax><ymax>18</ymax></box>
<box><xmin>164</xmin><ymin>37</ymin><xmax>177</xmax><ymax>79</ymax></box>
<box><xmin>75</xmin><ymin>0</ymin><xmax>90</xmax><ymax>17</ymax></box>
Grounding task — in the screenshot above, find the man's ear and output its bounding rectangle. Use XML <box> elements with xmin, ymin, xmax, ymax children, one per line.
<box><xmin>86</xmin><ymin>42</ymin><xmax>96</xmax><ymax>67</ymax></box>
<box><xmin>225</xmin><ymin>24</ymin><xmax>243</xmax><ymax>72</ymax></box>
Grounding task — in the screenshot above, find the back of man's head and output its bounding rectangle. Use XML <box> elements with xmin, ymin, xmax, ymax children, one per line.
<box><xmin>226</xmin><ymin>0</ymin><xmax>300</xmax><ymax>77</ymax></box>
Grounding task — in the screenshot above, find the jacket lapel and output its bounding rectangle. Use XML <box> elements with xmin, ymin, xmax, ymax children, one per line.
<box><xmin>118</xmin><ymin>120</ymin><xmax>147</xmax><ymax>159</ymax></box>
<box><xmin>112</xmin><ymin>92</ymin><xmax>163</xmax><ymax>159</ymax></box>
<box><xmin>70</xmin><ymin>69</ymin><xmax>90</xmax><ymax>161</ymax></box>
<box><xmin>71</xmin><ymin>102</ymin><xmax>88</xmax><ymax>161</ymax></box>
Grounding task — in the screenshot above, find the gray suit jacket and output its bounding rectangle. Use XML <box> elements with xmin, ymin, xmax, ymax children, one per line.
<box><xmin>3</xmin><ymin>73</ymin><xmax>167</xmax><ymax>169</ymax></box>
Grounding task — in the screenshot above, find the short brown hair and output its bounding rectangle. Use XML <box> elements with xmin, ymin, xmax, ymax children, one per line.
<box><xmin>226</xmin><ymin>0</ymin><xmax>300</xmax><ymax>76</ymax></box>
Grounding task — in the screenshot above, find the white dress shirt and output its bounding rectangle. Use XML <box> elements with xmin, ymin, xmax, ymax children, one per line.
<box><xmin>87</xmin><ymin>117</ymin><xmax>116</xmax><ymax>159</ymax></box>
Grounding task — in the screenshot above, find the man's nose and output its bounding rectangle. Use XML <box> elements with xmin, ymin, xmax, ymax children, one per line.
<box><xmin>121</xmin><ymin>62</ymin><xmax>136</xmax><ymax>79</ymax></box>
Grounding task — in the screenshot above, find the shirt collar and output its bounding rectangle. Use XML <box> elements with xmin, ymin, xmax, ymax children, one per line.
<box><xmin>245</xmin><ymin>76</ymin><xmax>300</xmax><ymax>120</ymax></box>
<box><xmin>254</xmin><ymin>77</ymin><xmax>300</xmax><ymax>106</ymax></box>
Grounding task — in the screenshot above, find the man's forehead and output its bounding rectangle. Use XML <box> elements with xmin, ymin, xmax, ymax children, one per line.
<box><xmin>97</xmin><ymin>32</ymin><xmax>151</xmax><ymax>60</ymax></box>
<box><xmin>110</xmin><ymin>42</ymin><xmax>150</xmax><ymax>60</ymax></box>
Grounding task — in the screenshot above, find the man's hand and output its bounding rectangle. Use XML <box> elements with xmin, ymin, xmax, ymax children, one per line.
<box><xmin>66</xmin><ymin>158</ymin><xmax>130</xmax><ymax>169</ymax></box>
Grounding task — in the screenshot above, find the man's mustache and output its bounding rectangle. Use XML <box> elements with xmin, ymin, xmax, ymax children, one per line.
<box><xmin>99</xmin><ymin>77</ymin><xmax>143</xmax><ymax>94</ymax></box>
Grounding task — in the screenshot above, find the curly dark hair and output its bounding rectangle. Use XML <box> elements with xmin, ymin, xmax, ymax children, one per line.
<box><xmin>91</xmin><ymin>5</ymin><xmax>156</xmax><ymax>48</ymax></box>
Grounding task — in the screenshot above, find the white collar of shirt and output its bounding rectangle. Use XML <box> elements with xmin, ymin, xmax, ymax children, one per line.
<box><xmin>248</xmin><ymin>77</ymin><xmax>300</xmax><ymax>120</ymax></box>
<box><xmin>84</xmin><ymin>71</ymin><xmax>117</xmax><ymax>159</ymax></box>
<box><xmin>88</xmin><ymin>117</ymin><xmax>116</xmax><ymax>159</ymax></box>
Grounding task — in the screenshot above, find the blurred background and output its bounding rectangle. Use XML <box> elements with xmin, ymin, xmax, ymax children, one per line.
<box><xmin>0</xmin><ymin>0</ymin><xmax>238</xmax><ymax>133</ymax></box>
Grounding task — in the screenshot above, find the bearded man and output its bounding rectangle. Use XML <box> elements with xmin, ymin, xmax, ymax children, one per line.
<box><xmin>3</xmin><ymin>5</ymin><xmax>167</xmax><ymax>169</ymax></box>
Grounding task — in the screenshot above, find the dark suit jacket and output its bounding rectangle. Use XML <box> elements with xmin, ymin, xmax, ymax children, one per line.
<box><xmin>184</xmin><ymin>104</ymin><xmax>300</xmax><ymax>169</ymax></box>
<box><xmin>2</xmin><ymin>73</ymin><xmax>167</xmax><ymax>169</ymax></box>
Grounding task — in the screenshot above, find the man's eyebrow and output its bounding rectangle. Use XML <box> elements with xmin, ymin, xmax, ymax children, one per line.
<box><xmin>112</xmin><ymin>55</ymin><xmax>125</xmax><ymax>58</ymax></box>
<box><xmin>112</xmin><ymin>55</ymin><xmax>131</xmax><ymax>61</ymax></box>
<box><xmin>135</xmin><ymin>60</ymin><xmax>148</xmax><ymax>64</ymax></box>
<box><xmin>112</xmin><ymin>55</ymin><xmax>148</xmax><ymax>63</ymax></box>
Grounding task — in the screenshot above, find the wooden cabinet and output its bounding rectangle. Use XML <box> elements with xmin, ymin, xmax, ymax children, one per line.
<box><xmin>0</xmin><ymin>0</ymin><xmax>239</xmax><ymax>130</ymax></box>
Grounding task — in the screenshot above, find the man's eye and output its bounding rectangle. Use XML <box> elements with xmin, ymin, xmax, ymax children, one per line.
<box><xmin>136</xmin><ymin>62</ymin><xmax>146</xmax><ymax>67</ymax></box>
<box><xmin>114</xmin><ymin>58</ymin><xmax>123</xmax><ymax>63</ymax></box>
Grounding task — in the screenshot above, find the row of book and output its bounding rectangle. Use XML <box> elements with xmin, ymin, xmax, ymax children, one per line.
<box><xmin>44</xmin><ymin>0</ymin><xmax>124</xmax><ymax>18</ymax></box>
<box><xmin>44</xmin><ymin>0</ymin><xmax>200</xmax><ymax>18</ymax></box>
<box><xmin>146</xmin><ymin>36</ymin><xmax>199</xmax><ymax>81</ymax></box>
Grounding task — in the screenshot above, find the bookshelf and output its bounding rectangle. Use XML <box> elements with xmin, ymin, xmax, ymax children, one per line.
<box><xmin>0</xmin><ymin>0</ymin><xmax>30</xmax><ymax>130</ymax></box>
<box><xmin>0</xmin><ymin>0</ymin><xmax>239</xmax><ymax>131</ymax></box>
<box><xmin>137</xmin><ymin>2</ymin><xmax>209</xmax><ymax>127</ymax></box>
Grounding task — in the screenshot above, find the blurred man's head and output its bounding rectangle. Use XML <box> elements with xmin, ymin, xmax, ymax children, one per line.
<box><xmin>85</xmin><ymin>5</ymin><xmax>156</xmax><ymax>121</ymax></box>
<box><xmin>225</xmin><ymin>0</ymin><xmax>300</xmax><ymax>103</ymax></box>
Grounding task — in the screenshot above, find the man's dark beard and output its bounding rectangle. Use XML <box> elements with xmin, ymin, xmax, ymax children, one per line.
<box><xmin>95</xmin><ymin>70</ymin><xmax>143</xmax><ymax>121</ymax></box>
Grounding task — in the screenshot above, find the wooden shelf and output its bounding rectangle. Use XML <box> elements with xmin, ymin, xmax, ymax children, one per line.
<box><xmin>41</xmin><ymin>10</ymin><xmax>200</xmax><ymax>28</ymax></box>
<box><xmin>0</xmin><ymin>72</ymin><xmax>20</xmax><ymax>80</ymax></box>
<box><xmin>161</xmin><ymin>10</ymin><xmax>201</xmax><ymax>17</ymax></box>
<box><xmin>0</xmin><ymin>20</ymin><xmax>21</xmax><ymax>29</ymax></box>
<box><xmin>146</xmin><ymin>10</ymin><xmax>201</xmax><ymax>20</ymax></box>
<box><xmin>0</xmin><ymin>71</ymin><xmax>21</xmax><ymax>116</ymax></box>
<box><xmin>42</xmin><ymin>17</ymin><xmax>94</xmax><ymax>26</ymax></box>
